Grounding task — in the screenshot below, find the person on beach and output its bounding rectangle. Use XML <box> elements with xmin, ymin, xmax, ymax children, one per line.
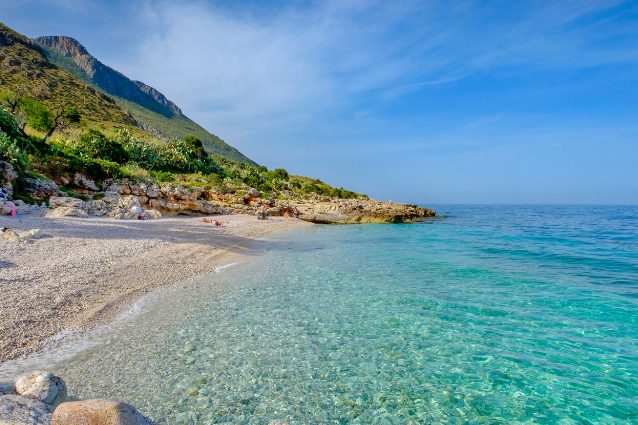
<box><xmin>201</xmin><ymin>218</ymin><xmax>225</xmax><ymax>226</ymax></box>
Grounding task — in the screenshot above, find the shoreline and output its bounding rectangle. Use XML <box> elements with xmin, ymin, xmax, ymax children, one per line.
<box><xmin>0</xmin><ymin>214</ymin><xmax>311</xmax><ymax>372</ymax></box>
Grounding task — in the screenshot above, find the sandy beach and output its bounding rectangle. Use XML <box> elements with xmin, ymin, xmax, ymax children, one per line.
<box><xmin>0</xmin><ymin>214</ymin><xmax>310</xmax><ymax>363</ymax></box>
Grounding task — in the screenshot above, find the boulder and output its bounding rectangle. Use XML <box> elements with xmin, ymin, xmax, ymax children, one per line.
<box><xmin>23</xmin><ymin>178</ymin><xmax>60</xmax><ymax>200</ymax></box>
<box><xmin>140</xmin><ymin>209</ymin><xmax>161</xmax><ymax>220</ymax></box>
<box><xmin>46</xmin><ymin>207</ymin><xmax>89</xmax><ymax>218</ymax></box>
<box><xmin>0</xmin><ymin>395</ymin><xmax>52</xmax><ymax>425</ymax></box>
<box><xmin>109</xmin><ymin>196</ymin><xmax>142</xmax><ymax>219</ymax></box>
<box><xmin>0</xmin><ymin>200</ymin><xmax>13</xmax><ymax>216</ymax></box>
<box><xmin>15</xmin><ymin>371</ymin><xmax>66</xmax><ymax>407</ymax></box>
<box><xmin>72</xmin><ymin>173</ymin><xmax>99</xmax><ymax>191</ymax></box>
<box><xmin>0</xmin><ymin>161</ymin><xmax>18</xmax><ymax>197</ymax></box>
<box><xmin>87</xmin><ymin>200</ymin><xmax>110</xmax><ymax>217</ymax></box>
<box><xmin>247</xmin><ymin>187</ymin><xmax>260</xmax><ymax>198</ymax></box>
<box><xmin>51</xmin><ymin>399</ymin><xmax>155</xmax><ymax>425</ymax></box>
<box><xmin>48</xmin><ymin>196</ymin><xmax>87</xmax><ymax>210</ymax></box>
<box><xmin>0</xmin><ymin>382</ymin><xmax>15</xmax><ymax>396</ymax></box>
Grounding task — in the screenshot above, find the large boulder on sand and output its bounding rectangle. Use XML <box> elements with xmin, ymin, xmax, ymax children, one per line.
<box><xmin>0</xmin><ymin>394</ymin><xmax>53</xmax><ymax>424</ymax></box>
<box><xmin>15</xmin><ymin>371</ymin><xmax>66</xmax><ymax>407</ymax></box>
<box><xmin>51</xmin><ymin>399</ymin><xmax>155</xmax><ymax>425</ymax></box>
<box><xmin>48</xmin><ymin>196</ymin><xmax>87</xmax><ymax>210</ymax></box>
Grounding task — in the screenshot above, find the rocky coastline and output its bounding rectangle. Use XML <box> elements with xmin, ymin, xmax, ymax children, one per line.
<box><xmin>1</xmin><ymin>160</ymin><xmax>435</xmax><ymax>223</ymax></box>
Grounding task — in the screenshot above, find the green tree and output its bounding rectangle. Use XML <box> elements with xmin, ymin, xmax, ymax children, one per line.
<box><xmin>19</xmin><ymin>97</ymin><xmax>52</xmax><ymax>132</ymax></box>
<box><xmin>41</xmin><ymin>107</ymin><xmax>81</xmax><ymax>143</ymax></box>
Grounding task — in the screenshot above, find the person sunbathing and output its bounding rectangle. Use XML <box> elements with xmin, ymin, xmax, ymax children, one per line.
<box><xmin>201</xmin><ymin>218</ymin><xmax>225</xmax><ymax>226</ymax></box>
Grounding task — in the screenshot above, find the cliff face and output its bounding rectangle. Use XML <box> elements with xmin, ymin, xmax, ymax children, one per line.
<box><xmin>35</xmin><ymin>35</ymin><xmax>183</xmax><ymax>117</ymax></box>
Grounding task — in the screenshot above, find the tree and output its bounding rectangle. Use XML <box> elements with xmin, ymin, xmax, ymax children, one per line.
<box><xmin>0</xmin><ymin>91</ymin><xmax>21</xmax><ymax>114</ymax></box>
<box><xmin>184</xmin><ymin>134</ymin><xmax>206</xmax><ymax>158</ymax></box>
<box><xmin>19</xmin><ymin>97</ymin><xmax>52</xmax><ymax>132</ymax></box>
<box><xmin>41</xmin><ymin>107</ymin><xmax>81</xmax><ymax>143</ymax></box>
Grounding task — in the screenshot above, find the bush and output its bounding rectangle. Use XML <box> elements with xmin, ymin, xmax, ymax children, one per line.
<box><xmin>0</xmin><ymin>130</ymin><xmax>28</xmax><ymax>170</ymax></box>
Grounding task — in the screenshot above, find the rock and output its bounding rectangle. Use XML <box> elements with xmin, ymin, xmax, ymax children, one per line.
<box><xmin>15</xmin><ymin>371</ymin><xmax>66</xmax><ymax>407</ymax></box>
<box><xmin>48</xmin><ymin>196</ymin><xmax>87</xmax><ymax>210</ymax></box>
<box><xmin>292</xmin><ymin>199</ymin><xmax>435</xmax><ymax>224</ymax></box>
<box><xmin>1</xmin><ymin>227</ymin><xmax>25</xmax><ymax>243</ymax></box>
<box><xmin>46</xmin><ymin>207</ymin><xmax>89</xmax><ymax>218</ymax></box>
<box><xmin>0</xmin><ymin>382</ymin><xmax>15</xmax><ymax>396</ymax></box>
<box><xmin>0</xmin><ymin>161</ymin><xmax>18</xmax><ymax>197</ymax></box>
<box><xmin>87</xmin><ymin>200</ymin><xmax>110</xmax><ymax>217</ymax></box>
<box><xmin>51</xmin><ymin>399</ymin><xmax>155</xmax><ymax>425</ymax></box>
<box><xmin>0</xmin><ymin>395</ymin><xmax>53</xmax><ymax>425</ymax></box>
<box><xmin>109</xmin><ymin>196</ymin><xmax>142</xmax><ymax>219</ymax></box>
<box><xmin>247</xmin><ymin>188</ymin><xmax>260</xmax><ymax>199</ymax></box>
<box><xmin>72</xmin><ymin>173</ymin><xmax>99</xmax><ymax>191</ymax></box>
<box><xmin>23</xmin><ymin>178</ymin><xmax>60</xmax><ymax>200</ymax></box>
<box><xmin>140</xmin><ymin>209</ymin><xmax>161</xmax><ymax>220</ymax></box>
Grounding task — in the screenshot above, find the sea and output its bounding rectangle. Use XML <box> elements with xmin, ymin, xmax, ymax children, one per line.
<box><xmin>39</xmin><ymin>205</ymin><xmax>638</xmax><ymax>423</ymax></box>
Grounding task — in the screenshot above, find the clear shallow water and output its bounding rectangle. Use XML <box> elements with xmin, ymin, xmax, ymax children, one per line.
<box><xmin>53</xmin><ymin>205</ymin><xmax>637</xmax><ymax>424</ymax></box>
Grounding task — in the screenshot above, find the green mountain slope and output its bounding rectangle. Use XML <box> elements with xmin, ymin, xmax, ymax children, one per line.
<box><xmin>0</xmin><ymin>22</ymin><xmax>135</xmax><ymax>128</ymax></box>
<box><xmin>34</xmin><ymin>35</ymin><xmax>255</xmax><ymax>165</ymax></box>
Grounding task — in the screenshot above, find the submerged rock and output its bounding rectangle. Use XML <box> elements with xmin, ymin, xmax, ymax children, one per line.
<box><xmin>15</xmin><ymin>371</ymin><xmax>66</xmax><ymax>407</ymax></box>
<box><xmin>0</xmin><ymin>394</ymin><xmax>53</xmax><ymax>425</ymax></box>
<box><xmin>51</xmin><ymin>399</ymin><xmax>155</xmax><ymax>425</ymax></box>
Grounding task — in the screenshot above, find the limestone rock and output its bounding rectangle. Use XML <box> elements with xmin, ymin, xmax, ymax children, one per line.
<box><xmin>140</xmin><ymin>209</ymin><xmax>161</xmax><ymax>220</ymax></box>
<box><xmin>23</xmin><ymin>178</ymin><xmax>60</xmax><ymax>200</ymax></box>
<box><xmin>72</xmin><ymin>173</ymin><xmax>99</xmax><ymax>191</ymax></box>
<box><xmin>51</xmin><ymin>399</ymin><xmax>155</xmax><ymax>425</ymax></box>
<box><xmin>0</xmin><ymin>395</ymin><xmax>52</xmax><ymax>425</ymax></box>
<box><xmin>15</xmin><ymin>371</ymin><xmax>66</xmax><ymax>407</ymax></box>
<box><xmin>87</xmin><ymin>200</ymin><xmax>110</xmax><ymax>217</ymax></box>
<box><xmin>48</xmin><ymin>196</ymin><xmax>87</xmax><ymax>210</ymax></box>
<box><xmin>46</xmin><ymin>207</ymin><xmax>89</xmax><ymax>218</ymax></box>
<box><xmin>0</xmin><ymin>161</ymin><xmax>18</xmax><ymax>197</ymax></box>
<box><xmin>247</xmin><ymin>187</ymin><xmax>260</xmax><ymax>198</ymax></box>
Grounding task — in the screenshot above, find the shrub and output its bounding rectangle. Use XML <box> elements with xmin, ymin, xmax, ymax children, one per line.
<box><xmin>0</xmin><ymin>130</ymin><xmax>28</xmax><ymax>170</ymax></box>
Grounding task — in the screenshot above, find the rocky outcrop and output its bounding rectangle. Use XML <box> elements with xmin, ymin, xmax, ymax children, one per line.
<box><xmin>0</xmin><ymin>161</ymin><xmax>18</xmax><ymax>197</ymax></box>
<box><xmin>72</xmin><ymin>173</ymin><xmax>99</xmax><ymax>191</ymax></box>
<box><xmin>278</xmin><ymin>199</ymin><xmax>435</xmax><ymax>224</ymax></box>
<box><xmin>42</xmin><ymin>180</ymin><xmax>435</xmax><ymax>223</ymax></box>
<box><xmin>51</xmin><ymin>399</ymin><xmax>155</xmax><ymax>425</ymax></box>
<box><xmin>22</xmin><ymin>178</ymin><xmax>61</xmax><ymax>201</ymax></box>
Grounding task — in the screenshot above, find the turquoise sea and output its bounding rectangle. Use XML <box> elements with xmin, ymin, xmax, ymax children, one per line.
<box><xmin>56</xmin><ymin>205</ymin><xmax>637</xmax><ymax>424</ymax></box>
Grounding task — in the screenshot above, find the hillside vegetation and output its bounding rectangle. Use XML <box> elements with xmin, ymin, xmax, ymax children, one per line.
<box><xmin>0</xmin><ymin>21</ymin><xmax>365</xmax><ymax>205</ymax></box>
<box><xmin>0</xmin><ymin>108</ymin><xmax>365</xmax><ymax>203</ymax></box>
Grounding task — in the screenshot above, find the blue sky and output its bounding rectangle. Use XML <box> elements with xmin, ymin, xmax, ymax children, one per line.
<box><xmin>2</xmin><ymin>0</ymin><xmax>637</xmax><ymax>203</ymax></box>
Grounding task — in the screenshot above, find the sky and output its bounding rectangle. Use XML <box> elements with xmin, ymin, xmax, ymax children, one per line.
<box><xmin>2</xmin><ymin>0</ymin><xmax>637</xmax><ymax>204</ymax></box>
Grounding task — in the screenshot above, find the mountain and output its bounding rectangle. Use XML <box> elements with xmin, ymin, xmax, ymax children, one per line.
<box><xmin>33</xmin><ymin>34</ymin><xmax>255</xmax><ymax>165</ymax></box>
<box><xmin>0</xmin><ymin>22</ymin><xmax>135</xmax><ymax>127</ymax></box>
<box><xmin>0</xmin><ymin>22</ymin><xmax>253</xmax><ymax>164</ymax></box>
<box><xmin>35</xmin><ymin>36</ymin><xmax>182</xmax><ymax>117</ymax></box>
